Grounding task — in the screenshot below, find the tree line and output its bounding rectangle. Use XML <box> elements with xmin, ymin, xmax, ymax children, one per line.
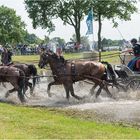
<box><xmin>0</xmin><ymin>0</ymin><xmax>139</xmax><ymax>52</ymax></box>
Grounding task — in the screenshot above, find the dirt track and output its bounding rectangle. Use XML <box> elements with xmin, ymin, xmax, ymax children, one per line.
<box><xmin>1</xmin><ymin>75</ymin><xmax>140</xmax><ymax>125</ymax></box>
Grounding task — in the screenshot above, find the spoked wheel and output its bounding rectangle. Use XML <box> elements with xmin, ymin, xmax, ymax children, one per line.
<box><xmin>126</xmin><ymin>80</ymin><xmax>140</xmax><ymax>90</ymax></box>
<box><xmin>107</xmin><ymin>83</ymin><xmax>127</xmax><ymax>99</ymax></box>
<box><xmin>100</xmin><ymin>78</ymin><xmax>128</xmax><ymax>99</ymax></box>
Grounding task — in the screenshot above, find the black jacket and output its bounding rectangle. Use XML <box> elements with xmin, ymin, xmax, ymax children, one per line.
<box><xmin>133</xmin><ymin>43</ymin><xmax>140</xmax><ymax>56</ymax></box>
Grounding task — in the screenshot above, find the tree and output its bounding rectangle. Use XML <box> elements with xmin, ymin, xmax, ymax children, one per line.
<box><xmin>0</xmin><ymin>6</ymin><xmax>26</xmax><ymax>46</ymax></box>
<box><xmin>50</xmin><ymin>37</ymin><xmax>65</xmax><ymax>46</ymax></box>
<box><xmin>24</xmin><ymin>31</ymin><xmax>42</xmax><ymax>45</ymax></box>
<box><xmin>43</xmin><ymin>36</ymin><xmax>50</xmax><ymax>45</ymax></box>
<box><xmin>24</xmin><ymin>0</ymin><xmax>90</xmax><ymax>43</ymax></box>
<box><xmin>91</xmin><ymin>0</ymin><xmax>137</xmax><ymax>61</ymax></box>
<box><xmin>70</xmin><ymin>34</ymin><xmax>90</xmax><ymax>49</ymax></box>
<box><xmin>25</xmin><ymin>0</ymin><xmax>137</xmax><ymax>59</ymax></box>
<box><xmin>101</xmin><ymin>38</ymin><xmax>108</xmax><ymax>51</ymax></box>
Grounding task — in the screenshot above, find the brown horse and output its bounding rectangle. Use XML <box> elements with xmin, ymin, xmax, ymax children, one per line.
<box><xmin>0</xmin><ymin>66</ymin><xmax>25</xmax><ymax>102</ymax></box>
<box><xmin>0</xmin><ymin>63</ymin><xmax>38</xmax><ymax>94</ymax></box>
<box><xmin>10</xmin><ymin>63</ymin><xmax>38</xmax><ymax>94</ymax></box>
<box><xmin>38</xmin><ymin>52</ymin><xmax>114</xmax><ymax>100</ymax></box>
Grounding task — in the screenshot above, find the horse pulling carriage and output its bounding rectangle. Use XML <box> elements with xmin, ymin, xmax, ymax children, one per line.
<box><xmin>1</xmin><ymin>50</ymin><xmax>140</xmax><ymax>103</ymax></box>
<box><xmin>0</xmin><ymin>63</ymin><xmax>38</xmax><ymax>103</ymax></box>
<box><xmin>38</xmin><ymin>51</ymin><xmax>140</xmax><ymax>100</ymax></box>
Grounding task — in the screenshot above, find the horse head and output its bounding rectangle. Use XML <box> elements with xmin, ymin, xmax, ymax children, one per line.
<box><xmin>38</xmin><ymin>51</ymin><xmax>65</xmax><ymax>69</ymax></box>
<box><xmin>38</xmin><ymin>52</ymin><xmax>49</xmax><ymax>68</ymax></box>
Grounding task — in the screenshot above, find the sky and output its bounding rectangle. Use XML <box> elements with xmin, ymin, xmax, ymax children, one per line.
<box><xmin>0</xmin><ymin>0</ymin><xmax>140</xmax><ymax>42</ymax></box>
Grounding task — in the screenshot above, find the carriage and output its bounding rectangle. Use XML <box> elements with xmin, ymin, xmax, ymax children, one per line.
<box><xmin>105</xmin><ymin>51</ymin><xmax>140</xmax><ymax>92</ymax></box>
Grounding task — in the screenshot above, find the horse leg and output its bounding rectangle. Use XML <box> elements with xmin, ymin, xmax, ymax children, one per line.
<box><xmin>94</xmin><ymin>81</ymin><xmax>115</xmax><ymax>99</ymax></box>
<box><xmin>69</xmin><ymin>84</ymin><xmax>82</xmax><ymax>100</ymax></box>
<box><xmin>88</xmin><ymin>77</ymin><xmax>114</xmax><ymax>99</ymax></box>
<box><xmin>90</xmin><ymin>83</ymin><xmax>98</xmax><ymax>95</ymax></box>
<box><xmin>5</xmin><ymin>86</ymin><xmax>26</xmax><ymax>102</ymax></box>
<box><xmin>95</xmin><ymin>86</ymin><xmax>103</xmax><ymax>98</ymax></box>
<box><xmin>103</xmin><ymin>83</ymin><xmax>115</xmax><ymax>99</ymax></box>
<box><xmin>5</xmin><ymin>88</ymin><xmax>16</xmax><ymax>98</ymax></box>
<box><xmin>17</xmin><ymin>89</ymin><xmax>26</xmax><ymax>102</ymax></box>
<box><xmin>1</xmin><ymin>82</ymin><xmax>6</xmax><ymax>88</ymax></box>
<box><xmin>10</xmin><ymin>80</ymin><xmax>26</xmax><ymax>103</ymax></box>
<box><xmin>63</xmin><ymin>84</ymin><xmax>70</xmax><ymax>100</ymax></box>
<box><xmin>27</xmin><ymin>81</ymin><xmax>33</xmax><ymax>95</ymax></box>
<box><xmin>47</xmin><ymin>81</ymin><xmax>61</xmax><ymax>97</ymax></box>
<box><xmin>97</xmin><ymin>80</ymin><xmax>115</xmax><ymax>99</ymax></box>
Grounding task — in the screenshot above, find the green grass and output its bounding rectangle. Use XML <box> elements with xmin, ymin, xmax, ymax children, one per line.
<box><xmin>12</xmin><ymin>51</ymin><xmax>120</xmax><ymax>64</ymax></box>
<box><xmin>0</xmin><ymin>103</ymin><xmax>140</xmax><ymax>139</ymax></box>
<box><xmin>101</xmin><ymin>51</ymin><xmax>120</xmax><ymax>64</ymax></box>
<box><xmin>12</xmin><ymin>53</ymin><xmax>83</xmax><ymax>63</ymax></box>
<box><xmin>13</xmin><ymin>55</ymin><xmax>40</xmax><ymax>63</ymax></box>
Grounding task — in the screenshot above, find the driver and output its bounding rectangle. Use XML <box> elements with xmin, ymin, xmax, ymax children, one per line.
<box><xmin>127</xmin><ymin>38</ymin><xmax>140</xmax><ymax>70</ymax></box>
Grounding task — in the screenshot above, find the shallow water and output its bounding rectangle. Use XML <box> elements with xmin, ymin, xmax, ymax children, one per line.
<box><xmin>1</xmin><ymin>73</ymin><xmax>140</xmax><ymax>124</ymax></box>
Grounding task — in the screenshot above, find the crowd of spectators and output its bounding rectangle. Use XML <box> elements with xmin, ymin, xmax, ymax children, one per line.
<box><xmin>0</xmin><ymin>41</ymin><xmax>88</xmax><ymax>56</ymax></box>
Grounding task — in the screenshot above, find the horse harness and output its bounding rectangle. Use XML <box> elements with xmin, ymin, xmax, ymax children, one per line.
<box><xmin>71</xmin><ymin>61</ymin><xmax>77</xmax><ymax>82</ymax></box>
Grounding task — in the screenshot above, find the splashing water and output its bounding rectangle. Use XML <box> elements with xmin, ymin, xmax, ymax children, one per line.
<box><xmin>1</xmin><ymin>73</ymin><xmax>140</xmax><ymax>124</ymax></box>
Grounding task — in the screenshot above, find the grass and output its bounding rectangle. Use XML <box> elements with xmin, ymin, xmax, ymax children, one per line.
<box><xmin>12</xmin><ymin>51</ymin><xmax>120</xmax><ymax>64</ymax></box>
<box><xmin>101</xmin><ymin>51</ymin><xmax>120</xmax><ymax>64</ymax></box>
<box><xmin>12</xmin><ymin>53</ymin><xmax>83</xmax><ymax>63</ymax></box>
<box><xmin>0</xmin><ymin>103</ymin><xmax>140</xmax><ymax>139</ymax></box>
<box><xmin>13</xmin><ymin>55</ymin><xmax>40</xmax><ymax>63</ymax></box>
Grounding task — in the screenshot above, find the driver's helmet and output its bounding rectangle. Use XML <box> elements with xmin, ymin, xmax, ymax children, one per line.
<box><xmin>131</xmin><ymin>38</ymin><xmax>137</xmax><ymax>44</ymax></box>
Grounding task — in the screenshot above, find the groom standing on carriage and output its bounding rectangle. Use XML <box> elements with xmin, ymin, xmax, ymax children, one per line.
<box><xmin>127</xmin><ymin>38</ymin><xmax>140</xmax><ymax>71</ymax></box>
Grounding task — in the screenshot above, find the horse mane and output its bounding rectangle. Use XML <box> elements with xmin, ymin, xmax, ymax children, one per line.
<box><xmin>47</xmin><ymin>52</ymin><xmax>66</xmax><ymax>64</ymax></box>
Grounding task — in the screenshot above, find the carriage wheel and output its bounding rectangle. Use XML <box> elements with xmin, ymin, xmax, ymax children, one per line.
<box><xmin>126</xmin><ymin>80</ymin><xmax>140</xmax><ymax>91</ymax></box>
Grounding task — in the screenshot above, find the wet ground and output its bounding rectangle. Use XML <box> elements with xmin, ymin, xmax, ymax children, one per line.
<box><xmin>1</xmin><ymin>73</ymin><xmax>140</xmax><ymax>125</ymax></box>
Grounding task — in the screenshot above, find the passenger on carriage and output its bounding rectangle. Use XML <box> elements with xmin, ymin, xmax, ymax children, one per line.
<box><xmin>127</xmin><ymin>38</ymin><xmax>140</xmax><ymax>71</ymax></box>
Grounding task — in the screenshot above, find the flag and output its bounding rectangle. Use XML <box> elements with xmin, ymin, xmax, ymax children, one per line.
<box><xmin>86</xmin><ymin>8</ymin><xmax>93</xmax><ymax>35</ymax></box>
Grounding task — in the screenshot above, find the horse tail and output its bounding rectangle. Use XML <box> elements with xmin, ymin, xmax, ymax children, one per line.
<box><xmin>101</xmin><ymin>61</ymin><xmax>116</xmax><ymax>83</ymax></box>
<box><xmin>28</xmin><ymin>64</ymin><xmax>38</xmax><ymax>87</ymax></box>
<box><xmin>18</xmin><ymin>69</ymin><xmax>26</xmax><ymax>102</ymax></box>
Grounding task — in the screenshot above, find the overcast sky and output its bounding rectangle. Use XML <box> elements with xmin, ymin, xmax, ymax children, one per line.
<box><xmin>0</xmin><ymin>0</ymin><xmax>140</xmax><ymax>42</ymax></box>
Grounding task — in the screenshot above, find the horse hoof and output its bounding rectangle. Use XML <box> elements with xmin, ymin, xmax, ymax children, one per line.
<box><xmin>77</xmin><ymin>96</ymin><xmax>83</xmax><ymax>100</ymax></box>
<box><xmin>21</xmin><ymin>98</ymin><xmax>26</xmax><ymax>103</ymax></box>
